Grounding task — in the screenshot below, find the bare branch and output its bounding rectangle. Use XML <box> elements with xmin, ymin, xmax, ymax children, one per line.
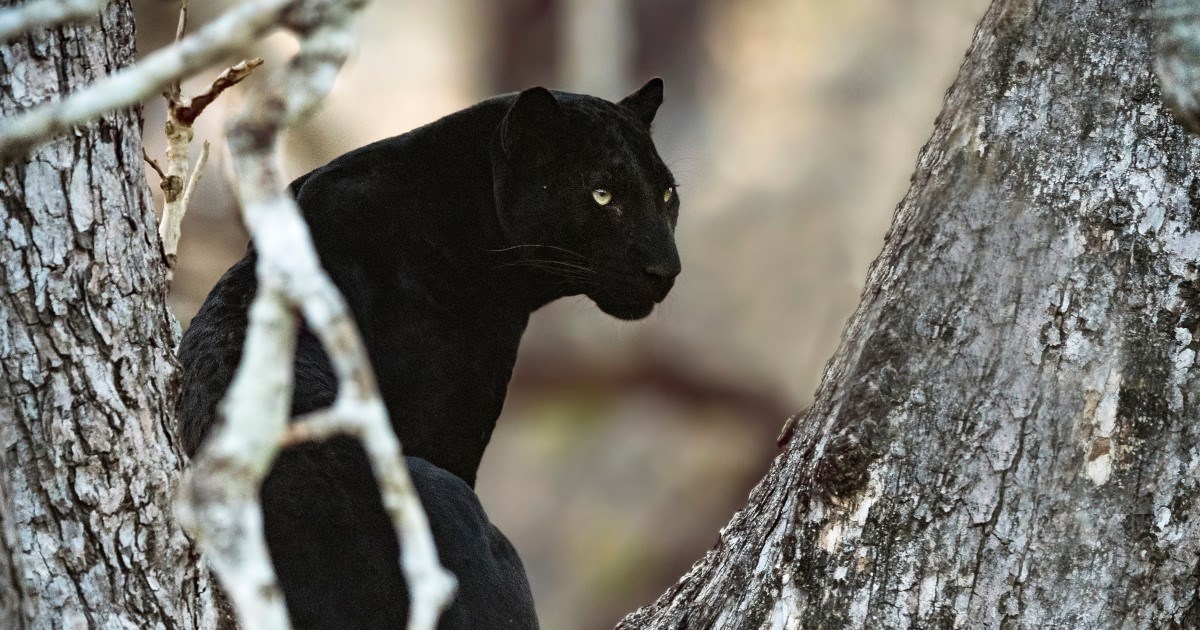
<box><xmin>158</xmin><ymin>57</ymin><xmax>262</xmax><ymax>274</ymax></box>
<box><xmin>0</xmin><ymin>0</ymin><xmax>107</xmax><ymax>43</ymax></box>
<box><xmin>179</xmin><ymin>283</ymin><xmax>298</xmax><ymax>629</ymax></box>
<box><xmin>281</xmin><ymin>408</ymin><xmax>346</xmax><ymax>447</ymax></box>
<box><xmin>175</xmin><ymin>0</ymin><xmax>190</xmax><ymax>43</ymax></box>
<box><xmin>156</xmin><ymin>117</ymin><xmax>191</xmax><ymax>272</ymax></box>
<box><xmin>181</xmin><ymin>140</ymin><xmax>210</xmax><ymax>217</ymax></box>
<box><xmin>177</xmin><ymin>2</ymin><xmax>456</xmax><ymax>629</ymax></box>
<box><xmin>166</xmin><ymin>0</ymin><xmax>189</xmax><ymax>102</ymax></box>
<box><xmin>173</xmin><ymin>58</ymin><xmax>265</xmax><ymax>126</ymax></box>
<box><xmin>142</xmin><ymin>147</ymin><xmax>166</xmax><ymax>181</ymax></box>
<box><xmin>0</xmin><ymin>0</ymin><xmax>293</xmax><ymax>160</ymax></box>
<box><xmin>157</xmin><ymin>138</ymin><xmax>210</xmax><ymax>270</ymax></box>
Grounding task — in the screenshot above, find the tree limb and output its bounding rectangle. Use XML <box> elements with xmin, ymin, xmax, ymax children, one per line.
<box><xmin>173</xmin><ymin>58</ymin><xmax>265</xmax><ymax>125</ymax></box>
<box><xmin>158</xmin><ymin>58</ymin><xmax>262</xmax><ymax>275</ymax></box>
<box><xmin>0</xmin><ymin>0</ymin><xmax>294</xmax><ymax>160</ymax></box>
<box><xmin>178</xmin><ymin>139</ymin><xmax>210</xmax><ymax>220</ymax></box>
<box><xmin>175</xmin><ymin>2</ymin><xmax>456</xmax><ymax>629</ymax></box>
<box><xmin>0</xmin><ymin>0</ymin><xmax>108</xmax><ymax>43</ymax></box>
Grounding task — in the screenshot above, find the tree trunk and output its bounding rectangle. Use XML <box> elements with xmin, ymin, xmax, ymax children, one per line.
<box><xmin>620</xmin><ymin>1</ymin><xmax>1200</xmax><ymax>627</ymax></box>
<box><xmin>0</xmin><ymin>1</ymin><xmax>221</xmax><ymax>627</ymax></box>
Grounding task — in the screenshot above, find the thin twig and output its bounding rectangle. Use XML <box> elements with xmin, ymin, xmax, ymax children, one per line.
<box><xmin>173</xmin><ymin>58</ymin><xmax>265</xmax><ymax>125</ymax></box>
<box><xmin>175</xmin><ymin>0</ymin><xmax>190</xmax><ymax>43</ymax></box>
<box><xmin>166</xmin><ymin>0</ymin><xmax>190</xmax><ymax>102</ymax></box>
<box><xmin>180</xmin><ymin>140</ymin><xmax>210</xmax><ymax>215</ymax></box>
<box><xmin>143</xmin><ymin>147</ymin><xmax>166</xmax><ymax>181</ymax></box>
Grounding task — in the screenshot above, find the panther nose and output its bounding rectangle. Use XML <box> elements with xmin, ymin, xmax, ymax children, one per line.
<box><xmin>643</xmin><ymin>261</ymin><xmax>680</xmax><ymax>281</ymax></box>
<box><xmin>643</xmin><ymin>259</ymin><xmax>681</xmax><ymax>302</ymax></box>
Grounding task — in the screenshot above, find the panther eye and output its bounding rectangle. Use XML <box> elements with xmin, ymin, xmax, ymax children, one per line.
<box><xmin>663</xmin><ymin>187</ymin><xmax>674</xmax><ymax>203</ymax></box>
<box><xmin>592</xmin><ymin>189</ymin><xmax>612</xmax><ymax>206</ymax></box>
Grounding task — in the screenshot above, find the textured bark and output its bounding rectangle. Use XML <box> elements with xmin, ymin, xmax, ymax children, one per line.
<box><xmin>620</xmin><ymin>1</ymin><xmax>1200</xmax><ymax>628</ymax></box>
<box><xmin>0</xmin><ymin>1</ymin><xmax>222</xmax><ymax>627</ymax></box>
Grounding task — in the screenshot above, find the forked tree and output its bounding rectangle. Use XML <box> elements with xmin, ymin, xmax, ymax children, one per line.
<box><xmin>1</xmin><ymin>0</ymin><xmax>1199</xmax><ymax>628</ymax></box>
<box><xmin>622</xmin><ymin>1</ymin><xmax>1200</xmax><ymax>626</ymax></box>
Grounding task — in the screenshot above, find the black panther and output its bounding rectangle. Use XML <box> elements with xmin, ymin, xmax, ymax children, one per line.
<box><xmin>177</xmin><ymin>79</ymin><xmax>681</xmax><ymax>629</ymax></box>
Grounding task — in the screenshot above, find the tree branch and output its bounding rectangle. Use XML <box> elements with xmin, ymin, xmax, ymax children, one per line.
<box><xmin>178</xmin><ymin>138</ymin><xmax>210</xmax><ymax>223</ymax></box>
<box><xmin>0</xmin><ymin>0</ymin><xmax>108</xmax><ymax>43</ymax></box>
<box><xmin>0</xmin><ymin>0</ymin><xmax>294</xmax><ymax>160</ymax></box>
<box><xmin>143</xmin><ymin>146</ymin><xmax>167</xmax><ymax>180</ymax></box>
<box><xmin>175</xmin><ymin>2</ymin><xmax>456</xmax><ymax>629</ymax></box>
<box><xmin>173</xmin><ymin>57</ymin><xmax>265</xmax><ymax>125</ymax></box>
<box><xmin>158</xmin><ymin>57</ymin><xmax>262</xmax><ymax>275</ymax></box>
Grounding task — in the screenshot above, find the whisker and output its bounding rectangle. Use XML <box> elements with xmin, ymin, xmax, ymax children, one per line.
<box><xmin>513</xmin><ymin>258</ymin><xmax>597</xmax><ymax>273</ymax></box>
<box><xmin>485</xmin><ymin>244</ymin><xmax>594</xmax><ymax>262</ymax></box>
<box><xmin>499</xmin><ymin>260</ymin><xmax>598</xmax><ymax>275</ymax></box>
<box><xmin>498</xmin><ymin>262</ymin><xmax>598</xmax><ymax>282</ymax></box>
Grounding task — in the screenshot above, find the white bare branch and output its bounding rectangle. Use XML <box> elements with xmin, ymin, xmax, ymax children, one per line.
<box><xmin>178</xmin><ymin>285</ymin><xmax>298</xmax><ymax>630</ymax></box>
<box><xmin>156</xmin><ymin>137</ymin><xmax>210</xmax><ymax>270</ymax></box>
<box><xmin>176</xmin><ymin>2</ymin><xmax>457</xmax><ymax>629</ymax></box>
<box><xmin>157</xmin><ymin>114</ymin><xmax>193</xmax><ymax>272</ymax></box>
<box><xmin>158</xmin><ymin>58</ymin><xmax>261</xmax><ymax>274</ymax></box>
<box><xmin>0</xmin><ymin>0</ymin><xmax>107</xmax><ymax>43</ymax></box>
<box><xmin>0</xmin><ymin>0</ymin><xmax>292</xmax><ymax>160</ymax></box>
<box><xmin>180</xmin><ymin>140</ymin><xmax>210</xmax><ymax>220</ymax></box>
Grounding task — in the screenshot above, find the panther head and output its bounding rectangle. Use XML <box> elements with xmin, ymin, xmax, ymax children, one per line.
<box><xmin>490</xmin><ymin>78</ymin><xmax>681</xmax><ymax>320</ymax></box>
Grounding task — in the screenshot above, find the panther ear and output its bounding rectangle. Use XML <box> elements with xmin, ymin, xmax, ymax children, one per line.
<box><xmin>618</xmin><ymin>78</ymin><xmax>664</xmax><ymax>128</ymax></box>
<box><xmin>499</xmin><ymin>87</ymin><xmax>563</xmax><ymax>156</ymax></box>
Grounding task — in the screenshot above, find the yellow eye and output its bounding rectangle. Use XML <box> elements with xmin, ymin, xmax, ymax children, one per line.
<box><xmin>663</xmin><ymin>187</ymin><xmax>674</xmax><ymax>203</ymax></box>
<box><xmin>592</xmin><ymin>189</ymin><xmax>612</xmax><ymax>206</ymax></box>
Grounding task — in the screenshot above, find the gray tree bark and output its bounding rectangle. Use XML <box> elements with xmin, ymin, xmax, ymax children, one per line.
<box><xmin>620</xmin><ymin>0</ymin><xmax>1200</xmax><ymax>627</ymax></box>
<box><xmin>0</xmin><ymin>1</ymin><xmax>223</xmax><ymax>627</ymax></box>
<box><xmin>8</xmin><ymin>0</ymin><xmax>1200</xmax><ymax>628</ymax></box>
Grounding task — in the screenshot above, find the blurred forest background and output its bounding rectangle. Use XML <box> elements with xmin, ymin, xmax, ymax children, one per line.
<box><xmin>134</xmin><ymin>0</ymin><xmax>987</xmax><ymax>627</ymax></box>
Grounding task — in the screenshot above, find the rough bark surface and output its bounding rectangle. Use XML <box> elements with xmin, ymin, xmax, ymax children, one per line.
<box><xmin>620</xmin><ymin>1</ymin><xmax>1200</xmax><ymax>627</ymax></box>
<box><xmin>0</xmin><ymin>1</ymin><xmax>221</xmax><ymax>627</ymax></box>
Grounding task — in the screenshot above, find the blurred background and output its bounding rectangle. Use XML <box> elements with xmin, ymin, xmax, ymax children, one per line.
<box><xmin>135</xmin><ymin>0</ymin><xmax>988</xmax><ymax>627</ymax></box>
